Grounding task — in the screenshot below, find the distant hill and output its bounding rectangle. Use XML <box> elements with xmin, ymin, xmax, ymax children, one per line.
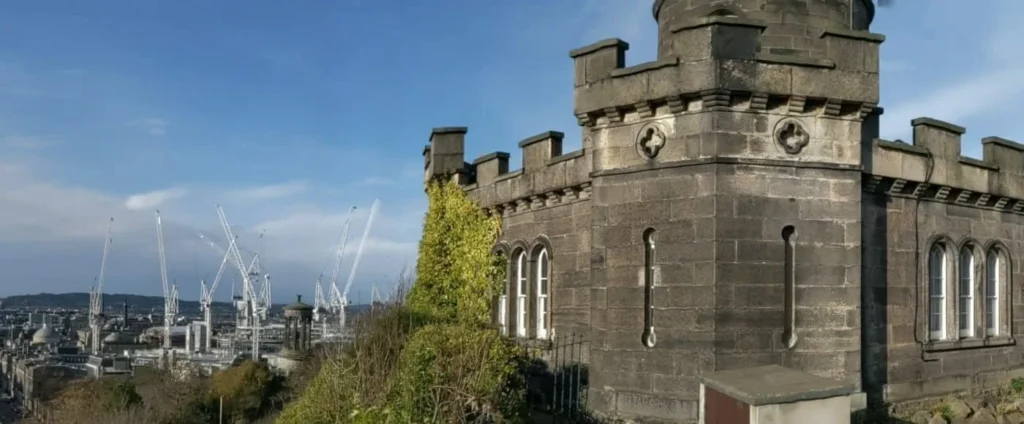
<box><xmin>0</xmin><ymin>292</ymin><xmax>372</xmax><ymax>314</ymax></box>
<box><xmin>0</xmin><ymin>292</ymin><xmax>225</xmax><ymax>311</ymax></box>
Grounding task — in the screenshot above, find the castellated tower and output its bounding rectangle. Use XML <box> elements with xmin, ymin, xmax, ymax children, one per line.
<box><xmin>423</xmin><ymin>0</ymin><xmax>886</xmax><ymax>421</ymax></box>
<box><xmin>572</xmin><ymin>0</ymin><xmax>882</xmax><ymax>420</ymax></box>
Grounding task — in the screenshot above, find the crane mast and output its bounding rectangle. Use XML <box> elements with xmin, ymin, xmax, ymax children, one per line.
<box><xmin>197</xmin><ymin>233</ymin><xmax>238</xmax><ymax>352</ymax></box>
<box><xmin>90</xmin><ymin>218</ymin><xmax>114</xmax><ymax>355</ymax></box>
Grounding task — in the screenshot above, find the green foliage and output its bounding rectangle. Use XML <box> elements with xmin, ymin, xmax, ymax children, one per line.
<box><xmin>1011</xmin><ymin>378</ymin><xmax>1024</xmax><ymax>394</ymax></box>
<box><xmin>277</xmin><ymin>179</ymin><xmax>528</xmax><ymax>423</ymax></box>
<box><xmin>409</xmin><ymin>178</ymin><xmax>504</xmax><ymax>324</ymax></box>
<box><xmin>277</xmin><ymin>305</ymin><xmax>424</xmax><ymax>424</ymax></box>
<box><xmin>389</xmin><ymin>323</ymin><xmax>527</xmax><ymax>423</ymax></box>
<box><xmin>211</xmin><ymin>360</ymin><xmax>283</xmax><ymax>423</ymax></box>
<box><xmin>105</xmin><ymin>379</ymin><xmax>143</xmax><ymax>412</ymax></box>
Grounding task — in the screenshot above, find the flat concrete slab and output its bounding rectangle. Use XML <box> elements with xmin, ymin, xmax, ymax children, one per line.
<box><xmin>701</xmin><ymin>365</ymin><xmax>855</xmax><ymax>406</ymax></box>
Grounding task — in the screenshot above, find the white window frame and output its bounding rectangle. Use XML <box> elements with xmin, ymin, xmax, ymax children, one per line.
<box><xmin>515</xmin><ymin>252</ymin><xmax>528</xmax><ymax>338</ymax></box>
<box><xmin>498</xmin><ymin>279</ymin><xmax>508</xmax><ymax>335</ymax></box>
<box><xmin>535</xmin><ymin>249</ymin><xmax>550</xmax><ymax>339</ymax></box>
<box><xmin>986</xmin><ymin>252</ymin><xmax>1001</xmax><ymax>337</ymax></box>
<box><xmin>929</xmin><ymin>244</ymin><xmax>947</xmax><ymax>341</ymax></box>
<box><xmin>958</xmin><ymin>247</ymin><xmax>975</xmax><ymax>338</ymax></box>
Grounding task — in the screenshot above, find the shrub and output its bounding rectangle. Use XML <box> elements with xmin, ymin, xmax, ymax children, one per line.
<box><xmin>409</xmin><ymin>178</ymin><xmax>504</xmax><ymax>324</ymax></box>
<box><xmin>389</xmin><ymin>323</ymin><xmax>527</xmax><ymax>423</ymax></box>
<box><xmin>211</xmin><ymin>360</ymin><xmax>283</xmax><ymax>423</ymax></box>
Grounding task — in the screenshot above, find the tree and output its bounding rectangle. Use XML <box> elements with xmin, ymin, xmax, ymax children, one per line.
<box><xmin>409</xmin><ymin>178</ymin><xmax>504</xmax><ymax>324</ymax></box>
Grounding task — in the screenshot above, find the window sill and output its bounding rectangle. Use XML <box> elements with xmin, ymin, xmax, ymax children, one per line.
<box><xmin>924</xmin><ymin>336</ymin><xmax>1015</xmax><ymax>354</ymax></box>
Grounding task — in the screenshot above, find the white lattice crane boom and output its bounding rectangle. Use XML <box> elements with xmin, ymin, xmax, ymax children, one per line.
<box><xmin>340</xmin><ymin>198</ymin><xmax>380</xmax><ymax>328</ymax></box>
<box><xmin>155</xmin><ymin>210</ymin><xmax>175</xmax><ymax>350</ymax></box>
<box><xmin>216</xmin><ymin>205</ymin><xmax>265</xmax><ymax>360</ymax></box>
<box><xmin>327</xmin><ymin>207</ymin><xmax>356</xmax><ymax>315</ymax></box>
<box><xmin>89</xmin><ymin>218</ymin><xmax>114</xmax><ymax>355</ymax></box>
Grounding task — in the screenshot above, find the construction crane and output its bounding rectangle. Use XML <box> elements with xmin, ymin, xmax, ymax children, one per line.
<box><xmin>339</xmin><ymin>198</ymin><xmax>380</xmax><ymax>329</ymax></box>
<box><xmin>155</xmin><ymin>210</ymin><xmax>177</xmax><ymax>350</ymax></box>
<box><xmin>89</xmin><ymin>218</ymin><xmax>114</xmax><ymax>355</ymax></box>
<box><xmin>313</xmin><ymin>274</ymin><xmax>329</xmax><ymax>335</ymax></box>
<box><xmin>327</xmin><ymin>207</ymin><xmax>357</xmax><ymax>330</ymax></box>
<box><xmin>196</xmin><ymin>234</ymin><xmax>236</xmax><ymax>353</ymax></box>
<box><xmin>216</xmin><ymin>205</ymin><xmax>267</xmax><ymax>360</ymax></box>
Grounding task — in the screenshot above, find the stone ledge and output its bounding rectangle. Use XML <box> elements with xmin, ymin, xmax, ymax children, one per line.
<box><xmin>818</xmin><ymin>28</ymin><xmax>886</xmax><ymax>43</ymax></box>
<box><xmin>668</xmin><ymin>15</ymin><xmax>767</xmax><ymax>33</ymax></box>
<box><xmin>700</xmin><ymin>365</ymin><xmax>855</xmax><ymax>406</ymax></box>
<box><xmin>569</xmin><ymin>38</ymin><xmax>629</xmax><ymax>59</ymax></box>
<box><xmin>755</xmin><ymin>53</ymin><xmax>835</xmax><ymax>69</ymax></box>
<box><xmin>923</xmin><ymin>336</ymin><xmax>1016</xmax><ymax>356</ymax></box>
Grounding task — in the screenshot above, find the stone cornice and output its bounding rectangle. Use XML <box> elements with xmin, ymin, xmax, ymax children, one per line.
<box><xmin>575</xmin><ymin>88</ymin><xmax>879</xmax><ymax>128</ymax></box>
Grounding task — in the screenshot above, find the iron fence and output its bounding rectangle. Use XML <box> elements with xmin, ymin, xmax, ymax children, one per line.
<box><xmin>513</xmin><ymin>331</ymin><xmax>589</xmax><ymax>419</ymax></box>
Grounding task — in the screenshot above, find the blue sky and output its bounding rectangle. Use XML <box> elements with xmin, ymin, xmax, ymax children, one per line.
<box><xmin>0</xmin><ymin>1</ymin><xmax>1020</xmax><ymax>303</ymax></box>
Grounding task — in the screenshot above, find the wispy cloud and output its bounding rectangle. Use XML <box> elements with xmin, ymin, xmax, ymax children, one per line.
<box><xmin>124</xmin><ymin>187</ymin><xmax>187</xmax><ymax>210</ymax></box>
<box><xmin>127</xmin><ymin>118</ymin><xmax>169</xmax><ymax>136</ymax></box>
<box><xmin>227</xmin><ymin>181</ymin><xmax>308</xmax><ymax>201</ymax></box>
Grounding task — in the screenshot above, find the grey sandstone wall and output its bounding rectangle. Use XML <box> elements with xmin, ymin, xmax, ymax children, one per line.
<box><xmin>863</xmin><ymin>118</ymin><xmax>1024</xmax><ymax>403</ymax></box>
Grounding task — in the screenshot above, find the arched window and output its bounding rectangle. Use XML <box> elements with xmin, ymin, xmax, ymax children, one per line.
<box><xmin>497</xmin><ymin>253</ymin><xmax>509</xmax><ymax>336</ymax></box>
<box><xmin>642</xmin><ymin>229</ymin><xmax>656</xmax><ymax>348</ymax></box>
<box><xmin>515</xmin><ymin>251</ymin><xmax>528</xmax><ymax>338</ymax></box>
<box><xmin>535</xmin><ymin>248</ymin><xmax>550</xmax><ymax>339</ymax></box>
<box><xmin>958</xmin><ymin>246</ymin><xmax>975</xmax><ymax>338</ymax></box>
<box><xmin>986</xmin><ymin>249</ymin><xmax>1004</xmax><ymax>336</ymax></box>
<box><xmin>928</xmin><ymin>244</ymin><xmax>948</xmax><ymax>341</ymax></box>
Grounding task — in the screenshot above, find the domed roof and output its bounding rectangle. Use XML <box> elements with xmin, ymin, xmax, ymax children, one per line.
<box><xmin>283</xmin><ymin>295</ymin><xmax>313</xmax><ymax>312</ymax></box>
<box><xmin>31</xmin><ymin>324</ymin><xmax>60</xmax><ymax>345</ymax></box>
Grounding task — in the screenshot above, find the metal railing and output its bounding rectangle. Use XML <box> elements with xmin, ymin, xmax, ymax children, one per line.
<box><xmin>513</xmin><ymin>331</ymin><xmax>589</xmax><ymax>419</ymax></box>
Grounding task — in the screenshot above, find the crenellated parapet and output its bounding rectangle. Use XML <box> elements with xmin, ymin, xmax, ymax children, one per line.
<box><xmin>868</xmin><ymin>117</ymin><xmax>1024</xmax><ymax>211</ymax></box>
<box><xmin>571</xmin><ymin>15</ymin><xmax>885</xmax><ymax>128</ymax></box>
<box><xmin>422</xmin><ymin>127</ymin><xmax>592</xmax><ymax>214</ymax></box>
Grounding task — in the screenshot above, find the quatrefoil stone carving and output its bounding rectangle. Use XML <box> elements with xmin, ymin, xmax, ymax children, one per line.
<box><xmin>636</xmin><ymin>123</ymin><xmax>666</xmax><ymax>159</ymax></box>
<box><xmin>774</xmin><ymin>119</ymin><xmax>810</xmax><ymax>155</ymax></box>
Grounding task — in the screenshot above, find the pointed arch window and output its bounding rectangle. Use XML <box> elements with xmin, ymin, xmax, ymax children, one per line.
<box><xmin>535</xmin><ymin>248</ymin><xmax>550</xmax><ymax>339</ymax></box>
<box><xmin>958</xmin><ymin>246</ymin><xmax>975</xmax><ymax>338</ymax></box>
<box><xmin>928</xmin><ymin>244</ymin><xmax>948</xmax><ymax>341</ymax></box>
<box><xmin>515</xmin><ymin>251</ymin><xmax>528</xmax><ymax>338</ymax></box>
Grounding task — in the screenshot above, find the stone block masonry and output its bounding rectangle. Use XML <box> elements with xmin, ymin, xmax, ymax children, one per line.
<box><xmin>419</xmin><ymin>0</ymin><xmax>1024</xmax><ymax>422</ymax></box>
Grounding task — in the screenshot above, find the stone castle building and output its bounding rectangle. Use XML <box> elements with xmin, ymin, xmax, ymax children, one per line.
<box><xmin>422</xmin><ymin>0</ymin><xmax>1024</xmax><ymax>422</ymax></box>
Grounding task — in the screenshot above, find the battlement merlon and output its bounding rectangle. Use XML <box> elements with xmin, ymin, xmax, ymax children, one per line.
<box><xmin>869</xmin><ymin>117</ymin><xmax>1024</xmax><ymax>204</ymax></box>
<box><xmin>422</xmin><ymin>126</ymin><xmax>591</xmax><ymax>210</ymax></box>
<box><xmin>423</xmin><ymin>127</ymin><xmax>469</xmax><ymax>185</ymax></box>
<box><xmin>570</xmin><ymin>16</ymin><xmax>884</xmax><ymax>126</ymax></box>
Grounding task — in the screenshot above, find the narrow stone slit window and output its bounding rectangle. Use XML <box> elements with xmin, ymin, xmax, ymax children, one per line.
<box><xmin>782</xmin><ymin>225</ymin><xmax>798</xmax><ymax>349</ymax></box>
<box><xmin>642</xmin><ymin>228</ymin><xmax>657</xmax><ymax>348</ymax></box>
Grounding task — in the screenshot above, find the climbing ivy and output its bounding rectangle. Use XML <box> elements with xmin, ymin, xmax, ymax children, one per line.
<box><xmin>408</xmin><ymin>178</ymin><xmax>504</xmax><ymax>325</ymax></box>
